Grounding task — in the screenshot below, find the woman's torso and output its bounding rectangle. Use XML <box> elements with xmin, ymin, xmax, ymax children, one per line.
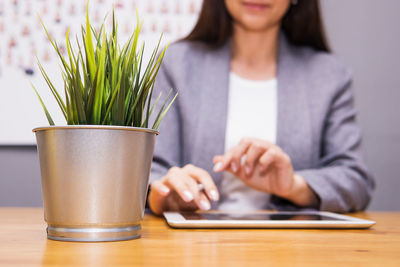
<box><xmin>152</xmin><ymin>34</ymin><xmax>354</xmax><ymax>209</ymax></box>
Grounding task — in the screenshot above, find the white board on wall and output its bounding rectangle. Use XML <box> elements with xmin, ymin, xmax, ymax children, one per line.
<box><xmin>0</xmin><ymin>0</ymin><xmax>201</xmax><ymax>145</ymax></box>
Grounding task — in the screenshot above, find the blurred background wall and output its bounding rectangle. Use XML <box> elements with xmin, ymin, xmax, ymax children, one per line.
<box><xmin>1</xmin><ymin>0</ymin><xmax>399</xmax><ymax>210</ymax></box>
<box><xmin>321</xmin><ymin>0</ymin><xmax>400</xmax><ymax>210</ymax></box>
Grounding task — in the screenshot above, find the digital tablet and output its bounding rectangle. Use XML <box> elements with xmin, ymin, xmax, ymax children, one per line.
<box><xmin>163</xmin><ymin>211</ymin><xmax>375</xmax><ymax>229</ymax></box>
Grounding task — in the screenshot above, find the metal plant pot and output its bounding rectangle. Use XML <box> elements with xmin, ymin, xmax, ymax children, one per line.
<box><xmin>33</xmin><ymin>125</ymin><xmax>158</xmax><ymax>242</ymax></box>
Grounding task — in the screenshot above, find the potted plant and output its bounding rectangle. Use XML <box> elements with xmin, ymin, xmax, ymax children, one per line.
<box><xmin>32</xmin><ymin>6</ymin><xmax>176</xmax><ymax>242</ymax></box>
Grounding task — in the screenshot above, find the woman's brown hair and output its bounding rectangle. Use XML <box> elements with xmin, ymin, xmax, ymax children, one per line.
<box><xmin>184</xmin><ymin>0</ymin><xmax>330</xmax><ymax>52</ymax></box>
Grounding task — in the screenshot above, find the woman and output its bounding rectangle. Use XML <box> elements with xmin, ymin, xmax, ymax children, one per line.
<box><xmin>148</xmin><ymin>0</ymin><xmax>374</xmax><ymax>215</ymax></box>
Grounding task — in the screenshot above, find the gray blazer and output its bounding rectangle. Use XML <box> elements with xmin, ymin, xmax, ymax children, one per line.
<box><xmin>150</xmin><ymin>34</ymin><xmax>374</xmax><ymax>212</ymax></box>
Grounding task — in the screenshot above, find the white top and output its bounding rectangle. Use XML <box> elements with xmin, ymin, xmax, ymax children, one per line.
<box><xmin>218</xmin><ymin>72</ymin><xmax>278</xmax><ymax>211</ymax></box>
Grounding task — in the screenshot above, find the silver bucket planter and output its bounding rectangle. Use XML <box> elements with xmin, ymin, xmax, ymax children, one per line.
<box><xmin>33</xmin><ymin>125</ymin><xmax>158</xmax><ymax>242</ymax></box>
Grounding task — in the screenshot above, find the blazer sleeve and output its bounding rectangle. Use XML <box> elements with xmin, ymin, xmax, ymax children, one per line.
<box><xmin>149</xmin><ymin>63</ymin><xmax>182</xmax><ymax>183</ymax></box>
<box><xmin>296</xmin><ymin>74</ymin><xmax>375</xmax><ymax>212</ymax></box>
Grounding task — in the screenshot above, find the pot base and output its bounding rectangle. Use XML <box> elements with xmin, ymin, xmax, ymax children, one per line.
<box><xmin>47</xmin><ymin>225</ymin><xmax>141</xmax><ymax>242</ymax></box>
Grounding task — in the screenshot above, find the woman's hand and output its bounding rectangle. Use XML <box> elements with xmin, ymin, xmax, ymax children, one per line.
<box><xmin>148</xmin><ymin>164</ymin><xmax>220</xmax><ymax>216</ymax></box>
<box><xmin>213</xmin><ymin>138</ymin><xmax>319</xmax><ymax>207</ymax></box>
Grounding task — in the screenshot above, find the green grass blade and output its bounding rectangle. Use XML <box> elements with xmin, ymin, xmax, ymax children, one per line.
<box><xmin>31</xmin><ymin>83</ymin><xmax>55</xmax><ymax>126</ymax></box>
<box><xmin>36</xmin><ymin>57</ymin><xmax>67</xmax><ymax>119</ymax></box>
<box><xmin>101</xmin><ymin>76</ymin><xmax>122</xmax><ymax>124</ymax></box>
<box><xmin>84</xmin><ymin>2</ymin><xmax>96</xmax><ymax>81</ymax></box>
<box><xmin>38</xmin><ymin>15</ymin><xmax>72</xmax><ymax>76</ymax></box>
<box><xmin>152</xmin><ymin>90</ymin><xmax>178</xmax><ymax>130</ymax></box>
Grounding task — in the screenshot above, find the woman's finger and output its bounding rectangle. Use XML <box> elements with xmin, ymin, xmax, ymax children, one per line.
<box><xmin>258</xmin><ymin>148</ymin><xmax>278</xmax><ymax>173</ymax></box>
<box><xmin>213</xmin><ymin>155</ymin><xmax>231</xmax><ymax>172</ymax></box>
<box><xmin>168</xmin><ymin>191</ymin><xmax>199</xmax><ymax>211</ymax></box>
<box><xmin>148</xmin><ymin>180</ymin><xmax>171</xmax><ymax>215</ymax></box>
<box><xmin>213</xmin><ymin>155</ymin><xmax>231</xmax><ymax>173</ymax></box>
<box><xmin>261</xmin><ymin>146</ymin><xmax>292</xmax><ymax>170</ymax></box>
<box><xmin>197</xmin><ymin>191</ymin><xmax>212</xmax><ymax>211</ymax></box>
<box><xmin>213</xmin><ymin>139</ymin><xmax>251</xmax><ymax>173</ymax></box>
<box><xmin>227</xmin><ymin>138</ymin><xmax>252</xmax><ymax>173</ymax></box>
<box><xmin>151</xmin><ymin>180</ymin><xmax>171</xmax><ymax>197</ymax></box>
<box><xmin>183</xmin><ymin>174</ymin><xmax>211</xmax><ymax>211</ymax></box>
<box><xmin>213</xmin><ymin>155</ymin><xmax>223</xmax><ymax>164</ymax></box>
<box><xmin>243</xmin><ymin>143</ymin><xmax>266</xmax><ymax>176</ymax></box>
<box><xmin>163</xmin><ymin>168</ymin><xmax>196</xmax><ymax>203</ymax></box>
<box><xmin>183</xmin><ymin>164</ymin><xmax>219</xmax><ymax>201</ymax></box>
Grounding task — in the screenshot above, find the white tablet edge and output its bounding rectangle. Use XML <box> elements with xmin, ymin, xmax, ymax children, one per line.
<box><xmin>163</xmin><ymin>211</ymin><xmax>376</xmax><ymax>229</ymax></box>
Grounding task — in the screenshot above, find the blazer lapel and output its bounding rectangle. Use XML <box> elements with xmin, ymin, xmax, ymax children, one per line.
<box><xmin>276</xmin><ymin>34</ymin><xmax>312</xmax><ymax>170</ymax></box>
<box><xmin>194</xmin><ymin>42</ymin><xmax>231</xmax><ymax>186</ymax></box>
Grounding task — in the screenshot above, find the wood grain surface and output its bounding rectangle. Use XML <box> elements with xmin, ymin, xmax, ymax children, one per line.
<box><xmin>0</xmin><ymin>208</ymin><xmax>399</xmax><ymax>266</ymax></box>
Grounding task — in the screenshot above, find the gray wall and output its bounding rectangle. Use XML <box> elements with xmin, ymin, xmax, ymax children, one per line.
<box><xmin>0</xmin><ymin>146</ymin><xmax>42</xmax><ymax>206</ymax></box>
<box><xmin>321</xmin><ymin>0</ymin><xmax>400</xmax><ymax>210</ymax></box>
<box><xmin>1</xmin><ymin>0</ymin><xmax>399</xmax><ymax>210</ymax></box>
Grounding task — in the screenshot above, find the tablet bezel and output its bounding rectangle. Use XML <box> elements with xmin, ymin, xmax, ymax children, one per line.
<box><xmin>163</xmin><ymin>211</ymin><xmax>376</xmax><ymax>229</ymax></box>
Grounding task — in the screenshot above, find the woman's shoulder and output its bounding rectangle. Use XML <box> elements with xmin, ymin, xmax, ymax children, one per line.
<box><xmin>162</xmin><ymin>40</ymin><xmax>211</xmax><ymax>67</ymax></box>
<box><xmin>286</xmin><ymin>43</ymin><xmax>355</xmax><ymax>103</ymax></box>
<box><xmin>292</xmin><ymin>44</ymin><xmax>353</xmax><ymax>84</ymax></box>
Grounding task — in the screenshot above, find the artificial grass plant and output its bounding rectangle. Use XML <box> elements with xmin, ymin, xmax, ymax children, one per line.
<box><xmin>32</xmin><ymin>5</ymin><xmax>176</xmax><ymax>130</ymax></box>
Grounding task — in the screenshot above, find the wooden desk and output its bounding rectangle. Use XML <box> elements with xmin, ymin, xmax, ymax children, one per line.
<box><xmin>0</xmin><ymin>208</ymin><xmax>399</xmax><ymax>266</ymax></box>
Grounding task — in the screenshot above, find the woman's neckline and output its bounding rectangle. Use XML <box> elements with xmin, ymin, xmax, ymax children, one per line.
<box><xmin>230</xmin><ymin>72</ymin><xmax>277</xmax><ymax>86</ymax></box>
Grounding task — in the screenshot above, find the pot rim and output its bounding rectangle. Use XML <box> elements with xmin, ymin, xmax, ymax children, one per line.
<box><xmin>32</xmin><ymin>125</ymin><xmax>159</xmax><ymax>135</ymax></box>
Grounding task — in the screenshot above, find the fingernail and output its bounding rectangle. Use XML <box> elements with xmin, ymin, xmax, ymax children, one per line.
<box><xmin>209</xmin><ymin>190</ymin><xmax>219</xmax><ymax>201</ymax></box>
<box><xmin>199</xmin><ymin>200</ymin><xmax>211</xmax><ymax>210</ymax></box>
<box><xmin>213</xmin><ymin>162</ymin><xmax>223</xmax><ymax>172</ymax></box>
<box><xmin>245</xmin><ymin>165</ymin><xmax>251</xmax><ymax>175</ymax></box>
<box><xmin>183</xmin><ymin>190</ymin><xmax>194</xmax><ymax>202</ymax></box>
<box><xmin>231</xmin><ymin>162</ymin><xmax>238</xmax><ymax>173</ymax></box>
<box><xmin>160</xmin><ymin>186</ymin><xmax>170</xmax><ymax>195</ymax></box>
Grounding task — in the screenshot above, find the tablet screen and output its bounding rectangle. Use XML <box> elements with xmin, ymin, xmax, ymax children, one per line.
<box><xmin>181</xmin><ymin>212</ymin><xmax>342</xmax><ymax>221</ymax></box>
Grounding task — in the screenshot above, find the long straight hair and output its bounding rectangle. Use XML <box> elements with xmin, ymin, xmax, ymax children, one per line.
<box><xmin>184</xmin><ymin>0</ymin><xmax>330</xmax><ymax>52</ymax></box>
